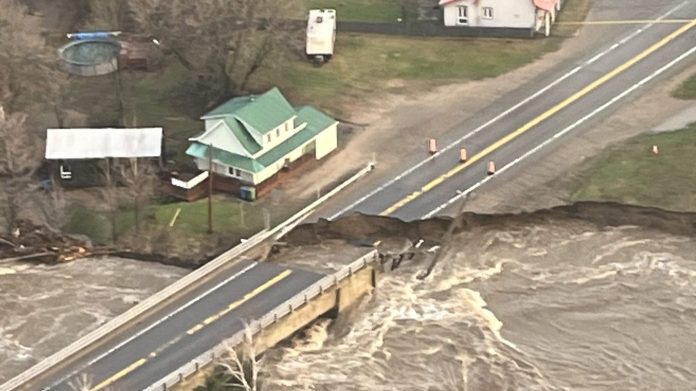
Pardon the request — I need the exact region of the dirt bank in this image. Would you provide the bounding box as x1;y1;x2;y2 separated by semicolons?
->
286;202;696;246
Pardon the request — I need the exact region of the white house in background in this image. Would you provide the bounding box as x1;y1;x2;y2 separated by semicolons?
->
186;87;338;187
439;0;562;36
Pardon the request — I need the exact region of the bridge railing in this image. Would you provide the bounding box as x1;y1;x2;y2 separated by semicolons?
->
143;250;379;391
0;162;374;391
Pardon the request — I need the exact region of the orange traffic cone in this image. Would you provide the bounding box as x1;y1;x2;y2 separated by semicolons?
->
487;161;496;175
459;148;468;162
429;139;437;154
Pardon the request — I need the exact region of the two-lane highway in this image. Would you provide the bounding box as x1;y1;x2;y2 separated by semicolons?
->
32;261;323;391
324;1;696;221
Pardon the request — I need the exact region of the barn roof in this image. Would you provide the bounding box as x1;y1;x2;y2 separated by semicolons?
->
45;127;163;159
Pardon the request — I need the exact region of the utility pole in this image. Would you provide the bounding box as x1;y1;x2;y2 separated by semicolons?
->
207;143;214;234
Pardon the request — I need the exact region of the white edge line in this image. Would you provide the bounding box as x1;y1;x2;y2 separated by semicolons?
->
422;44;696;219
48;262;260;388
328;0;688;220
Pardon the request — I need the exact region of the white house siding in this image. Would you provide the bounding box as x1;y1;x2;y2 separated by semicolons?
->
193;158;253;182
443;0;536;28
256;117;299;153
253;139;315;184
314;123;338;160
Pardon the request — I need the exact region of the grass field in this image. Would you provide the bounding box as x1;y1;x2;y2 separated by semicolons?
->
256;34;562;117
302;0;404;22
64;194;308;250
673;72;696;100
570;124;696;212
258;0;589;117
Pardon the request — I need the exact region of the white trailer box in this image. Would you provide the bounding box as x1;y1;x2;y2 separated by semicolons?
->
306;9;336;63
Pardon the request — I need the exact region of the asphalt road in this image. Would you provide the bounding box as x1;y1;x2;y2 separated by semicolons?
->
322;1;696;221
30;261;323;391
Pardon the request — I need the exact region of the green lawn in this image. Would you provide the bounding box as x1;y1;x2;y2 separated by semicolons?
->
64;194;308;251
302;0;404;22
570;124;696;211
257;0;589;117
673;72;696;100
256;34;562;117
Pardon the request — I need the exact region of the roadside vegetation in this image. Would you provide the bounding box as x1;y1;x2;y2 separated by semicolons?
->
570;124;696;212
672;72;696;100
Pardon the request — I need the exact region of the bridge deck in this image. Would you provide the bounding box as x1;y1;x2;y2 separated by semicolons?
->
34;261;323;391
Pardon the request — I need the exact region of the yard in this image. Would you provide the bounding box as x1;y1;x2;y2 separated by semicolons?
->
57;0;589;253
302;0;406;22
570;124;696;212
64;193;311;257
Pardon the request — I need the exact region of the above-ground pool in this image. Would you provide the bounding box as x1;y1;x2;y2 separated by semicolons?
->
58;39;121;76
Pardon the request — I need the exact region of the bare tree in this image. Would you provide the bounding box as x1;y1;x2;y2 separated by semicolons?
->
0;0;60;109
196;325;262;391
99;158;121;243
130;0;301;105
84;0;131;30
0;106;43;233
68;373;114;391
119;157;157;234
221;326;261;391
68;374;94;391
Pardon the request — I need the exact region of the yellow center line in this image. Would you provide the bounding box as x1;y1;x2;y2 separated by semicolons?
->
558;19;692;26
90;269;293;391
187;269;293;335
90;358;147;391
380;18;696;217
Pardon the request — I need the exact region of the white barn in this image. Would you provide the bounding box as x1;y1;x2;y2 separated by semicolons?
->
439;0;562;36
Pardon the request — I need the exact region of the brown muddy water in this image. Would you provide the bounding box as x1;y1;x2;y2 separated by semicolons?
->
1;203;695;390
262;203;696;391
0;257;187;383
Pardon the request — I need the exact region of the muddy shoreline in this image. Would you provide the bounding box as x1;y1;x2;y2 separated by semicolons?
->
133;202;696;270
286;202;696;246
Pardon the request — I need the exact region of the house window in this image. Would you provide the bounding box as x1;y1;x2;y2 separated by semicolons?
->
228;166;241;177
482;7;493;19
276;128;280;138
267;134;272;143
457;6;468;24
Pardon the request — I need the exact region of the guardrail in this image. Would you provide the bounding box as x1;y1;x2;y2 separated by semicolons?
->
143;250;379;391
0;162;374;391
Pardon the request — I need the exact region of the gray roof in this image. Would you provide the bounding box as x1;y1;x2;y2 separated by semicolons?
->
45;128;163;159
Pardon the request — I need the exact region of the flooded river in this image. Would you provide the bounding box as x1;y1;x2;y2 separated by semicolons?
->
0;257;186;383
263;205;696;390
1;204;695;390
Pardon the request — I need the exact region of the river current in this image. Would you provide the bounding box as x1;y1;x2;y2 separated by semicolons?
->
263;214;696;390
1;207;695;390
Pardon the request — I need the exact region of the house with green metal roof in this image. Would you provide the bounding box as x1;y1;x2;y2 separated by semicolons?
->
186;87;338;189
